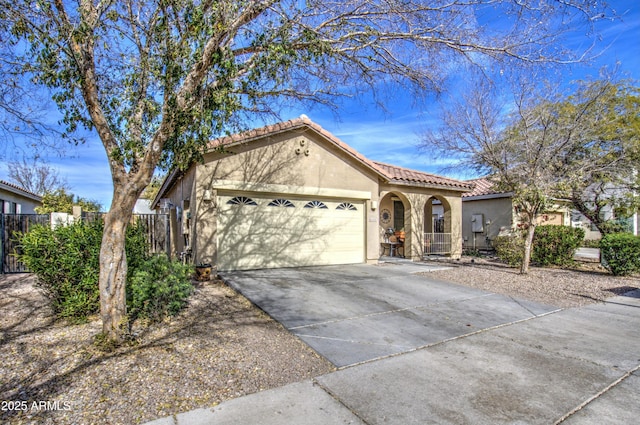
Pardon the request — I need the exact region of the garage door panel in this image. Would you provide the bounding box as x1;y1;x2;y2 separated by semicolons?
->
217;195;364;270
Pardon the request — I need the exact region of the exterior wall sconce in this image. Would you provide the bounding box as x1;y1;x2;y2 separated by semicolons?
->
203;189;212;202
371;200;378;210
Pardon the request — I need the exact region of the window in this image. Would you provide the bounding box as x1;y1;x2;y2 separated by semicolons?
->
336;202;357;211
227;196;257;206
304;200;328;209
393;200;404;230
1;200;18;214
268;199;295;208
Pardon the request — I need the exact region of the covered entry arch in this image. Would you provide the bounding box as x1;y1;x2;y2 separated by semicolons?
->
424;195;452;255
378;191;412;258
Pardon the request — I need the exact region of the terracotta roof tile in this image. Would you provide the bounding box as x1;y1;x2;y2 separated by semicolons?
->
462;177;509;198
0;180;42;200
372;161;473;190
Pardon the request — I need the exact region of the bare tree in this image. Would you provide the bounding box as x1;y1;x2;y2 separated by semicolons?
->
2;0;612;342
6;157;69;195
422;75;639;273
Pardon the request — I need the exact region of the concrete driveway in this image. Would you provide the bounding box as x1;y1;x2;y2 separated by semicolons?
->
222;263;558;368
149;263;640;424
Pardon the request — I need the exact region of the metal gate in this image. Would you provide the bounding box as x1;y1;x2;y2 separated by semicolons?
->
1;214;50;273
132;213;170;257
424;232;452;255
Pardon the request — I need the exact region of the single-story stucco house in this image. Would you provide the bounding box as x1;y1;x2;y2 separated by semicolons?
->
153;116;473;271
0;180;42;214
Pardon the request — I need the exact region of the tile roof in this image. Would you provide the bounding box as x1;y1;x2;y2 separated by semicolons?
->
372;161;474;190
0;180;42;200
207;116;473;191
462;177;510;198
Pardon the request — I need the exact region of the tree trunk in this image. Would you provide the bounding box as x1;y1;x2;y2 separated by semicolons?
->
520;221;536;274
99;192;138;343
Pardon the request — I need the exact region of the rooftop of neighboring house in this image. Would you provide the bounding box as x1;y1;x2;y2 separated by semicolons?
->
0;180;42;202
462;177;511;200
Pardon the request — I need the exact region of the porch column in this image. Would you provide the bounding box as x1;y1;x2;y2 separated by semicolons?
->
407;193;426;261
448;196;463;258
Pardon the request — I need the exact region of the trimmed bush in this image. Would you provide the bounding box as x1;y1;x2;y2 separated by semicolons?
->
19;220;103;322
128;255;194;323
532;225;585;267
600;233;640;276
492;235;524;267
18;218;151;322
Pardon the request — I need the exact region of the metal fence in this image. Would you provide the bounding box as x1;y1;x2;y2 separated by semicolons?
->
424;232;452;255
1;214;50;273
79;212;169;256
0;213;169;273
131;214;170;257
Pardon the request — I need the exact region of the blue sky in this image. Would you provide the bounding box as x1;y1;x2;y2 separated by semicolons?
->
1;0;639;211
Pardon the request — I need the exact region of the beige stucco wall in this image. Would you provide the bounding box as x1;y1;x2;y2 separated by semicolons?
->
156;168;196;257
0;189;41;214
192;129;381;266
462;196;514;250
462;197;576;250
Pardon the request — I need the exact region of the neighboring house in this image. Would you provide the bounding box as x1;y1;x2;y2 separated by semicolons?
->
152;116;473;271
133;199;156;214
0;181;44;273
569;182;640;239
461;177;571;250
570;209;639;239
0;180;42;214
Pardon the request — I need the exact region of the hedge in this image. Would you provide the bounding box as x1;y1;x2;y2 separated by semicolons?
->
532;225;585;267
600;233;640;276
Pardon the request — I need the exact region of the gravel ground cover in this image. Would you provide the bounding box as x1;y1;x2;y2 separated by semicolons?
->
420;256;640;308
2;259;638;424
0;274;333;425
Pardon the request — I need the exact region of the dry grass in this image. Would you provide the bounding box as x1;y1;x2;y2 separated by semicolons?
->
0;274;334;425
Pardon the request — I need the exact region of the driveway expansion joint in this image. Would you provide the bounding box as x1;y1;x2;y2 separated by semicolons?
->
554;363;640;424
312;378;373;425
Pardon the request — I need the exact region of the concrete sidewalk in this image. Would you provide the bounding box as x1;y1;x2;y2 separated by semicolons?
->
147;287;640;424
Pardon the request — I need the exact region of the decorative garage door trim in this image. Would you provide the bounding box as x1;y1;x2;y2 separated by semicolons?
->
216;194;365;271
211;179;372;200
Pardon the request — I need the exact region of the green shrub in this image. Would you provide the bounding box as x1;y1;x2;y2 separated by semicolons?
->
600;233;640;276
532;225;585;267
127;255;194;323
19;220;103;322
600;219;633;235
492;235;524;267
581;239;601;248
125;220;151;273
18;218;152;322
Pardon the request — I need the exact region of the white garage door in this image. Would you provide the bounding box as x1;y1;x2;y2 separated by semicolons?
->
217;194;365;271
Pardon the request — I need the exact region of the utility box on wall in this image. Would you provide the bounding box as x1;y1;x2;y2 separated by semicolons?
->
471;214;484;233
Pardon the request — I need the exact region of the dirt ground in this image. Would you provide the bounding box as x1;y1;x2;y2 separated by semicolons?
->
0;274;334;425
420;256;639;308
1;259;638;424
